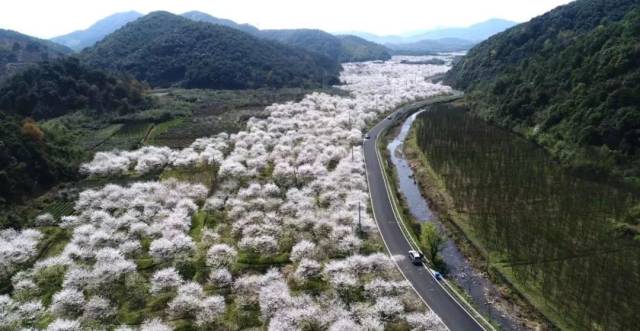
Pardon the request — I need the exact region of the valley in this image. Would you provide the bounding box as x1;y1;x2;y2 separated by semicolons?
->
2;1;639;330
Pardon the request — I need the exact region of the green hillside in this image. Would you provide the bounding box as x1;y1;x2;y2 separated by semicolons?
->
0;57;151;120
0;57;151;206
81;12;341;89
445;0;640;186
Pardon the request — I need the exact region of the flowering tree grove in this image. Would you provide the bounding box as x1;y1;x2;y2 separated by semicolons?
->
1;56;453;330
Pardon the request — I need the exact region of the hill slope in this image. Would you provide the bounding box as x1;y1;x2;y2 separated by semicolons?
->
445;0;640;185
0;57;151;206
51;11;143;51
0;29;71;81
80;12;340;89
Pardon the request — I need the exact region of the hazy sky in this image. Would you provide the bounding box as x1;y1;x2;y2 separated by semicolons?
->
2;0;574;39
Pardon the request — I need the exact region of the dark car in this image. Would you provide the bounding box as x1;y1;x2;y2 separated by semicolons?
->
432;270;444;281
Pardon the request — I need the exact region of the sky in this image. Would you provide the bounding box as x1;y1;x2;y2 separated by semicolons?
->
1;0;575;39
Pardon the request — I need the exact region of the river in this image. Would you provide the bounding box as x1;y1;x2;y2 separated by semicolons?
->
387;108;528;331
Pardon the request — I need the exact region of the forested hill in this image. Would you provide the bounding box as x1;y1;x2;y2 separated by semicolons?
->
0;29;71;81
80;11;341;89
0;57;150;120
445;0;640;186
0;57;151;205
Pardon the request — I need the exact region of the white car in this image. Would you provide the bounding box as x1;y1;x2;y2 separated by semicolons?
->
408;250;423;265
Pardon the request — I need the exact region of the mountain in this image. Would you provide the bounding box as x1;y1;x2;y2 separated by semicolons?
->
348;18;518;44
386;38;476;54
80;11;340;89
181;10;260;36
0;29;71;81
261;29;391;63
51;11;143;51
445;0;640;186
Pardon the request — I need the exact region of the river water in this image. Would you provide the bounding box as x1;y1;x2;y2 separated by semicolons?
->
387;109;527;331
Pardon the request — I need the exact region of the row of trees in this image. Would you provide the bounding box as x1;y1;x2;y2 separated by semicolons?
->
415;104;640;330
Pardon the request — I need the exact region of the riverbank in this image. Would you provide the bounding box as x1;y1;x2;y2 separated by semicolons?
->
381;101;551;331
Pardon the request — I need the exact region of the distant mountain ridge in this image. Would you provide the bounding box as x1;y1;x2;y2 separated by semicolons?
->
80;11;341;89
51;11;143;51
51;10;390;62
344;18;517;54
346;18;518;44
0;29;72;81
183;11;391;62
404;18;517;42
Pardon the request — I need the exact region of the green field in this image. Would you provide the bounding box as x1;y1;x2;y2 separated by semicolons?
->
410;102;640;330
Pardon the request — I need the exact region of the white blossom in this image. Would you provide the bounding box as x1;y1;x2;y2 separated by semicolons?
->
140;318;172;331
150;267;184;293
82;296;115;321
196;295;226;326
46;318;81;331
206;244;237;268
50;288;84;317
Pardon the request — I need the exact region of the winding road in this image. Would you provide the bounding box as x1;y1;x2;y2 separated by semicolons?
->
363;93;488;331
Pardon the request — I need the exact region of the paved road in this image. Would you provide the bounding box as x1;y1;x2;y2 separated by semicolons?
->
364;94;485;331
